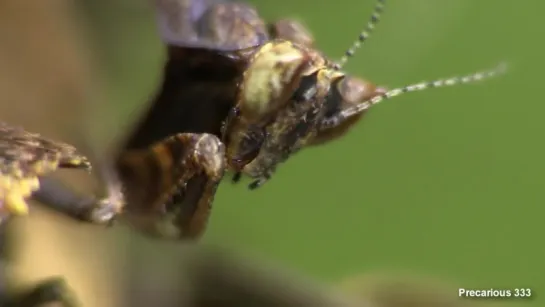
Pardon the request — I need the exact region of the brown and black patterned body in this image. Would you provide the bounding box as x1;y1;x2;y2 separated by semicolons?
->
115;0;503;240
116;0;267;239
115;0;385;240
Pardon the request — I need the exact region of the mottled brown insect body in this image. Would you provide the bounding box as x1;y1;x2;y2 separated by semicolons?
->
116;41;256;239
119;132;225;238
113;0;506;239
222;40;343;187
0;122;91;220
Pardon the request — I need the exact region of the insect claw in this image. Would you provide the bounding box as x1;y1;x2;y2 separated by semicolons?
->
232;172;242;183
86;203;118;225
87;161;125;225
248;172;271;190
85;189;124;225
248;180;262;190
58;156;92;171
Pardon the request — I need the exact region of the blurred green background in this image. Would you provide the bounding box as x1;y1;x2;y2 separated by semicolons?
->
82;0;543;304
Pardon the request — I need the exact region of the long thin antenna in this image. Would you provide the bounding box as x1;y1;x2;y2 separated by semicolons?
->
320;62;508;129
333;0;386;71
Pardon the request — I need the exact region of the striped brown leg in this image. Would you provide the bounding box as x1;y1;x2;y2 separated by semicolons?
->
117;133;225;240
